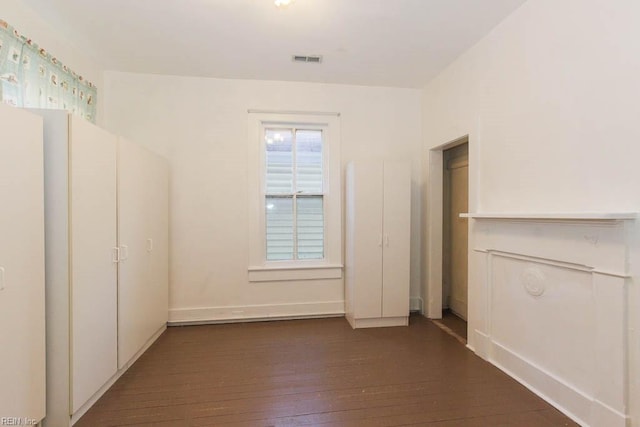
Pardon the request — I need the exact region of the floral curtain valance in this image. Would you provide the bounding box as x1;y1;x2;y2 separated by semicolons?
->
0;19;97;123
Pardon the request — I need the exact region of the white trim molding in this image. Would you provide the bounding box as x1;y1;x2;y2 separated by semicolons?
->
169;301;345;324
247;109;340;117
247;111;342;283
410;296;424;312
462;212;638;221
248;264;343;282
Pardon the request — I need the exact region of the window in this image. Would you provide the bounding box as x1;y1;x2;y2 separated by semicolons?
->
248;112;342;282
265;128;324;261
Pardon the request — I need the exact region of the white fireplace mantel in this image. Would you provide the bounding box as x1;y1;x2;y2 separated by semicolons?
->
461;212;638;221
466;214;635;427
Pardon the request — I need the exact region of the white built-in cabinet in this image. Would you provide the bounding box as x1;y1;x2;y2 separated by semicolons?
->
345;160;411;328
0;104;46;424
30;110;169;426
117;137;169;369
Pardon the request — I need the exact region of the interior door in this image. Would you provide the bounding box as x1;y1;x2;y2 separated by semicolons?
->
117;138;169;369
381;162;411;317
70;116;118;413
444;143;469;320
0;105;46;421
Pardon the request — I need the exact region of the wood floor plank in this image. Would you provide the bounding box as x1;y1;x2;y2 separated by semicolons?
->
75;316;577;427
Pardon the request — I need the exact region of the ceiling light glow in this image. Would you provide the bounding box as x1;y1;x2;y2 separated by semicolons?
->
274;0;295;8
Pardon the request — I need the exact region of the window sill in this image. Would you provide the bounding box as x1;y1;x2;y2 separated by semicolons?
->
248;264;343;282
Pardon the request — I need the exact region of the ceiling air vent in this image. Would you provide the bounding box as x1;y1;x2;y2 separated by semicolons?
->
292;55;323;64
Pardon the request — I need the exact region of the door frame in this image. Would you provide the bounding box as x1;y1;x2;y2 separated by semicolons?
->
424;135;469;319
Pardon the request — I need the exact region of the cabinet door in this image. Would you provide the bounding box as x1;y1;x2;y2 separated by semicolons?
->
117;138;169;369
0;105;46;421
146;147;169;334
349;162;384;319
381;162;411;317
70;116;118;413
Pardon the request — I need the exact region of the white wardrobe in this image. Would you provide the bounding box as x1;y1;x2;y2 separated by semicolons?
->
32;110;169;426
345;160;411;328
0;105;46;424
117;137;169;369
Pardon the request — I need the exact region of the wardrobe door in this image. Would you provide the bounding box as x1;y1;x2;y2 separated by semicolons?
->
145;148;169;333
117;138;168;369
381;161;411;318
0;105;46;421
350;161;384;319
70;116;118;413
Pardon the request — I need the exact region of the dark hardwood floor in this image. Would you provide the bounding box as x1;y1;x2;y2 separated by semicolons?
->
76;315;577;426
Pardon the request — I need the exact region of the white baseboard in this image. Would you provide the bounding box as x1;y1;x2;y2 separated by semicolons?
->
472;329;490;360
346;315;409;329
168;301;345;325
489;340;628;427
410;296;423;312
70;324;166;425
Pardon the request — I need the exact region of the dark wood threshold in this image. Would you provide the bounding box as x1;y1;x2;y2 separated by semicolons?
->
431;309;468;345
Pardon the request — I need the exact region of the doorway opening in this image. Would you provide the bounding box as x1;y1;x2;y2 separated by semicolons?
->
425;135;469;344
443;142;468;318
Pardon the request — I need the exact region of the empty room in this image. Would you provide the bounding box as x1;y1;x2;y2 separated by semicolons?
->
1;0;638;426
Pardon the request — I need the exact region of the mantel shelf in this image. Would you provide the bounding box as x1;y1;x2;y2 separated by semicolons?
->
460;212;638;221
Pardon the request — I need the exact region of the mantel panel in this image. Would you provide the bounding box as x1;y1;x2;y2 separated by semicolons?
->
470;218;630;427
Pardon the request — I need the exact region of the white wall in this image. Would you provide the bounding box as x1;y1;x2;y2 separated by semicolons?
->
104;72;422;322
423;0;640;211
421;0;640;425
2;0;106;123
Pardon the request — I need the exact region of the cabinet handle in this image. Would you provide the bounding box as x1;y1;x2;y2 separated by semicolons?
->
120;245;129;261
0;267;5;291
112;247;121;263
384;235;389;247
147;238;154;253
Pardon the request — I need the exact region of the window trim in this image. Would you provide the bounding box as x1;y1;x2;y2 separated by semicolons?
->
248;112;342;281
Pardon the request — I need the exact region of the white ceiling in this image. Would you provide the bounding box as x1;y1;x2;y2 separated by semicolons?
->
22;0;527;88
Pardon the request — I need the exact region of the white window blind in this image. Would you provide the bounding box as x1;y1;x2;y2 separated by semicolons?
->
265;128;324;261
